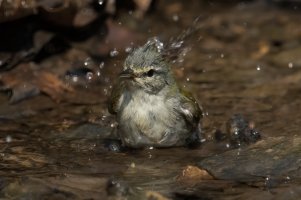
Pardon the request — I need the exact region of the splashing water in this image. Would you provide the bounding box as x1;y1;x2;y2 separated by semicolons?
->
110;48;119;57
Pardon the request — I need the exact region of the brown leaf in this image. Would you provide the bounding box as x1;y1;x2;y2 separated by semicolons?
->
177;165;214;182
0;63;72;103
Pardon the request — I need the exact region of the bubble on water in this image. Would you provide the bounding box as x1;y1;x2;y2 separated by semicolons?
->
220;53;225;58
172;14;179;22
226;143;230;148
110;123;115;128
99;61;105;69
103;88;108;95
6;135;12;143
256;65;261;71
98;0;104;5
86;72;94;80
72;76;79;82
186;77;190;82
84;57;93;67
288;62;294;68
265;175;271;186
110;48;119;57
234;128;239;135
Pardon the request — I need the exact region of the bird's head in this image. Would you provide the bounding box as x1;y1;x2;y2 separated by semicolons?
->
119;39;174;94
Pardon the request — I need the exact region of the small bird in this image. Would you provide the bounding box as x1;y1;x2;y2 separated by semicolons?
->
108;40;202;148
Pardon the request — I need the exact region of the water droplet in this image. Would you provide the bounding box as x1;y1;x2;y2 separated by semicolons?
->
110;123;115;128
86;72;94;80
98;0;104;5
256;65;261;71
149;146;154;150
220;53;224;58
84;57;93;67
226;143;230;148
147;37;164;52
201;138;206;143
131;162;136;168
103;88;108;95
186;77;190;82
72;76;79;82
128;10;133;15
99;62;105;69
172;14;179;22
110;48;119;57
125;46;132;53
6;135;12;143
288;62;294;68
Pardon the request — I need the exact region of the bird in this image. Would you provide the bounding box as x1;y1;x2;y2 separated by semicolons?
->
108;39;202;148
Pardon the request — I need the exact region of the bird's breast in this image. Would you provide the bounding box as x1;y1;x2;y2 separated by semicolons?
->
119;91;177;140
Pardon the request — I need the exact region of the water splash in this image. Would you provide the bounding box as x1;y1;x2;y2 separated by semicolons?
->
146;37;164;53
110;48;119;57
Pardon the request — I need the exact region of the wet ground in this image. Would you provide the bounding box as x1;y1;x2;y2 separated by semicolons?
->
1;0;301;199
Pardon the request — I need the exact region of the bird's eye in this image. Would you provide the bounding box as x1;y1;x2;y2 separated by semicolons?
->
146;69;154;77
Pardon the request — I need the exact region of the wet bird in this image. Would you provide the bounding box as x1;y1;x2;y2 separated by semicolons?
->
108;40;202;148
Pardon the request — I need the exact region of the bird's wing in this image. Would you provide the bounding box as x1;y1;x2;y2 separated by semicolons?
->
177;88;202;127
108;80;125;115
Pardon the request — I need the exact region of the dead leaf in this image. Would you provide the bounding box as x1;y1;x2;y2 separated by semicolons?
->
0;63;72;103
145;191;170;200
177;165;214;181
252;41;270;60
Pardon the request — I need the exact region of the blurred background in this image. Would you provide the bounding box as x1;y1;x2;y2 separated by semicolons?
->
1;0;301;199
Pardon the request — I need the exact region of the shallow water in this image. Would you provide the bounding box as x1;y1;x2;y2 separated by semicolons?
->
1;0;301;199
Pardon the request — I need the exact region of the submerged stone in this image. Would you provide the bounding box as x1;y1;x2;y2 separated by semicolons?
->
198;137;301;181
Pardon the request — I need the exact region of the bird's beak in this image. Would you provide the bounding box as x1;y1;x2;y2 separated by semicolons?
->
119;69;135;79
